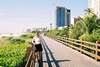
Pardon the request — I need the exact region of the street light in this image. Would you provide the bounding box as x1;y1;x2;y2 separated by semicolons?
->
50;23;52;30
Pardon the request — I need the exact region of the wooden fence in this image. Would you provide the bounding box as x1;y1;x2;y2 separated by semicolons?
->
51;36;100;61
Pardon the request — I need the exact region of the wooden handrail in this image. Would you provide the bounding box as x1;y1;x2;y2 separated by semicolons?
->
25;51;33;67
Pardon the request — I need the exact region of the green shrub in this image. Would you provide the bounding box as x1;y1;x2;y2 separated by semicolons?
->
20;33;33;39
79;33;100;42
0;45;27;67
9;38;25;44
92;34;100;42
79;34;93;42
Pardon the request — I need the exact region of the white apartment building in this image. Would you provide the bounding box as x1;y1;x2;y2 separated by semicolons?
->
88;0;100;17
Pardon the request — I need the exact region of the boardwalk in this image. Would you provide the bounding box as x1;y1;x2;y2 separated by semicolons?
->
41;36;100;67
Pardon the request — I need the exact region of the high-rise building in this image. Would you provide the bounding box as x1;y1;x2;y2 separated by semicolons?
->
66;9;71;27
56;7;71;27
88;0;100;17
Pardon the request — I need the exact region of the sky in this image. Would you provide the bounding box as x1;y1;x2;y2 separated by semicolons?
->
0;0;88;34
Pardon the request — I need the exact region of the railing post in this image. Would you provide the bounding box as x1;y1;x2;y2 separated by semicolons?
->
66;38;69;46
95;41;100;61
95;43;98;61
80;40;83;53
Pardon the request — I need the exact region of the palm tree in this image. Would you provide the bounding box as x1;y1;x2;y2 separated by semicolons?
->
79;8;98;34
85;8;94;15
78;8;100;42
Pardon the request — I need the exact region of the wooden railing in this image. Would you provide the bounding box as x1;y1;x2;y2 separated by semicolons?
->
25;46;35;67
51;36;100;61
25;51;33;67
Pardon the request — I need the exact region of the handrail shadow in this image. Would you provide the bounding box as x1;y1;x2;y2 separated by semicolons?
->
41;37;71;67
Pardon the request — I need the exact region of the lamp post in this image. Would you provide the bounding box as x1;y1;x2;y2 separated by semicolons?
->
50;23;52;30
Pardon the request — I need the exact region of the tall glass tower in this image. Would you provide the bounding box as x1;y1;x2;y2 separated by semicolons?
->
56;7;71;27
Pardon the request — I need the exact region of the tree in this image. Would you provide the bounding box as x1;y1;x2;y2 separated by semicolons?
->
85;8;94;15
79;8;100;42
77;8;98;34
69;20;84;39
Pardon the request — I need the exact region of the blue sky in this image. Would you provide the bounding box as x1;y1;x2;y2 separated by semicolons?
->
0;0;87;34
